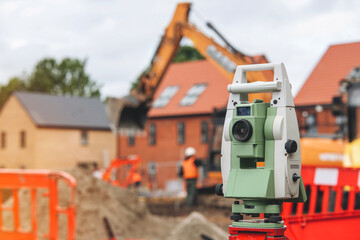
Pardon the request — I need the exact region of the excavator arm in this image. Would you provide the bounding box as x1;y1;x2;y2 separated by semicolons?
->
137;3;191;101
108;2;273;133
180;23;272;102
137;2;272;103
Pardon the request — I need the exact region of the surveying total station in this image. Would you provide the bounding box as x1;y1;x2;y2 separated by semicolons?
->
215;63;307;239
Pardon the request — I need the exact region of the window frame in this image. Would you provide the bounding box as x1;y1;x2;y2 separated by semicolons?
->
177;122;185;144
148;162;157;176
152;85;179;108
128;133;135;146
81;131;88;146
1;132;5;149
179;83;207;106
149;124;156;146
201;121;209;143
20;130;26;148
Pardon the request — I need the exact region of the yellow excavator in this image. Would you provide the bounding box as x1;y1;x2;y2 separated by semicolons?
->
135;2;272;103
337;67;360;168
107;2;273;133
300;67;360;169
107;3;277;177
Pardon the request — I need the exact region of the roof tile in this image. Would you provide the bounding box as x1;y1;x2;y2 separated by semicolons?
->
148;60;229;117
295;41;360;106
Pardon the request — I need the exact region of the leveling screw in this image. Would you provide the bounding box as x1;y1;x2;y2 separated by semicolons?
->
230;213;243;222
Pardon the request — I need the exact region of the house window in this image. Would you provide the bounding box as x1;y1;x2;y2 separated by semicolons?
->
81;131;88;145
152;85;179;108
128;134;135;146
20;131;26;148
180;83;207;106
201;121;209;143
177;122;185;144
305;114;317;134
148;162;157;177
1;132;5;149
149;124;156;145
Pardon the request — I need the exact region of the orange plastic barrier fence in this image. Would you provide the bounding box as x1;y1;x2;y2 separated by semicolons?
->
0;169;76;240
283;166;360;240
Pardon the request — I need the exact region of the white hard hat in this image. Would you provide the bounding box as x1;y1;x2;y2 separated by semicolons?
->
185;147;196;157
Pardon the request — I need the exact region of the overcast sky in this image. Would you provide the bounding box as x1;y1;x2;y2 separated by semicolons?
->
0;0;359;98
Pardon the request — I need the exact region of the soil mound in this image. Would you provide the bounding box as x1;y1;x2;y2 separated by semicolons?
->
66;168;169;240
168;212;227;240
3;168;171;240
2;169;229;240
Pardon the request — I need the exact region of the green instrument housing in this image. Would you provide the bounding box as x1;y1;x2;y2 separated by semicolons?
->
224;100;306;228
226;100;275;199
221;63;307;229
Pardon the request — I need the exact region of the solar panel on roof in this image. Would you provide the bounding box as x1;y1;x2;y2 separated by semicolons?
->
152;85;179;108
187;84;206;95
14;91;110;129
180;83;207;106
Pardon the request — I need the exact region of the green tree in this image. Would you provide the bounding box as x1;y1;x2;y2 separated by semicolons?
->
0;77;26;109
0;57;101;109
173;45;204;63
27;58;101;97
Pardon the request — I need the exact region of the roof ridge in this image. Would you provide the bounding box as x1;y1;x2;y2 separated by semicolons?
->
170;59;207;66
328;40;360;48
14;91;100;100
13;91;110;130
295;40;360;106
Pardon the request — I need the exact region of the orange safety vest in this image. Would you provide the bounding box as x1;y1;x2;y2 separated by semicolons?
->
182;156;199;179
132;172;142;183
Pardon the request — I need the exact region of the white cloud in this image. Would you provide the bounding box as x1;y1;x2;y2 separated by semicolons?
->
20;5;44;17
9;39;28;50
0;1;23;17
276;0;312;11
290;11;356;37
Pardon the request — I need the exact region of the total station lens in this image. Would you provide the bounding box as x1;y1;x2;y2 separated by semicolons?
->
232;119;253;142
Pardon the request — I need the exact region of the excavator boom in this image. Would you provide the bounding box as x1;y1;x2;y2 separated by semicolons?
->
137;2;272;103
137;3;191;101
108;3;274;133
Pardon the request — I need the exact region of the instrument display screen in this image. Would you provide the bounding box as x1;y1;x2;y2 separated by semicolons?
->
237;106;251;116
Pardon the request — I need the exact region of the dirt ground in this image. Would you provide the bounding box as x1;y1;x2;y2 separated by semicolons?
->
1;169;233;240
146;193;233;231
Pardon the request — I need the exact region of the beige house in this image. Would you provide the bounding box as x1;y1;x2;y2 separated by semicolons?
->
0;92;115;169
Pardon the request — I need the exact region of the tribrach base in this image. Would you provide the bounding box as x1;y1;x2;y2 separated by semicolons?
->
229;225;287;240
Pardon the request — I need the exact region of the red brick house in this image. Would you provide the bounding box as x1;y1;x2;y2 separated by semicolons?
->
295;41;360;136
118;60;229;188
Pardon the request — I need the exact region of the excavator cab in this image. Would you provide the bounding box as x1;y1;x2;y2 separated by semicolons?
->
339;67;360;167
331;67;360;142
346;83;360;142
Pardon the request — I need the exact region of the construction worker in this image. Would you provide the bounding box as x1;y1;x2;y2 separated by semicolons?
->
179;147;202;206
126;167;142;189
131;172;142;187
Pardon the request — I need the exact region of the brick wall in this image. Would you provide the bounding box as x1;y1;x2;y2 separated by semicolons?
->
296;105;339;136
118;115;212;188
